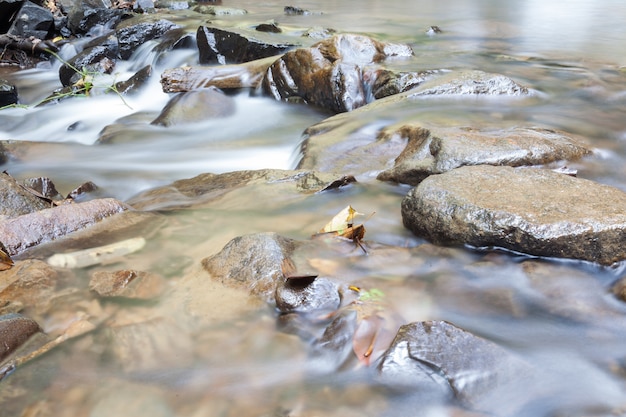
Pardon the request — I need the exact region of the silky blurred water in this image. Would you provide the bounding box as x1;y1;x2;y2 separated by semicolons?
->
1;1;626;416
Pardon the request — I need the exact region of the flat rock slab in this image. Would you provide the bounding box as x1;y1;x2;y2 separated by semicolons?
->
378;125;590;185
402;166;626;265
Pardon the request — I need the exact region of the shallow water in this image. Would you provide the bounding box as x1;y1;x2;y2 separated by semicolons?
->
1;1;626;416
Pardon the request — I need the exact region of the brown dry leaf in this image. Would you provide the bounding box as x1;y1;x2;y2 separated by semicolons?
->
313;205;368;252
0;247;13;271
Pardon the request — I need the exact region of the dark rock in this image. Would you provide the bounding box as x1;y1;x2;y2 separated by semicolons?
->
0;78;18;107
377;125;591;185
0;197;129;256
202;232;300;302
127;169;358;211
113;64;152;94
196;26;297;65
378;321;531;407
22;177;63;201
401;165;626;265
275;276;340;315
151;27;194;55
6;0;53;39
115;16;180;60
66;180;98;201
67;0;128;36
0;0;24;34
150;86;236;127
284;6;310;15
0;171;51;219
369;69;440;100
262;34;414;113
426;26;442;36
0;313;41;361
59;33;119;87
255;22;281;33
89;269;166;299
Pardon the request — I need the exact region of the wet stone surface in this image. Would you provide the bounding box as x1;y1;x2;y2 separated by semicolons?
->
0;313;41;361
402;165;626;265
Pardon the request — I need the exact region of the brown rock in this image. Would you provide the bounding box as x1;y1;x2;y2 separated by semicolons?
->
0;313;42;361
89;270;166;300
0;172;51;220
0;198;129;256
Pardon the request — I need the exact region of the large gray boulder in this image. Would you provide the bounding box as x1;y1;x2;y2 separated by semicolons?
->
377;125;591;185
401;165;626;265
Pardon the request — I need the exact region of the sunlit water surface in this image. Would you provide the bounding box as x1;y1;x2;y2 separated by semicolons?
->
1;1;626;416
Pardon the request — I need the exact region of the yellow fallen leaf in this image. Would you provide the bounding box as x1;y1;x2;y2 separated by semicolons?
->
319;205;363;235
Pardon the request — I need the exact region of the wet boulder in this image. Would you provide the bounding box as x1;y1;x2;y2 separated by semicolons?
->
377;125;591;185
150;86;236;127
378;321;532;409
201;232;300;303
0;79;18;107
6;0;53;39
66;0;129;36
401;165;626;265
262;34;415;113
0;313;41;361
115;16;180;60
0;171;51;219
113;64;152;95
0;197;129;256
59;33;119;87
275;275;340;315
196;26;297;65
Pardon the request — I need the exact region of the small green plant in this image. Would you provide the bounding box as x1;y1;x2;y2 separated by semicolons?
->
0;49;131;111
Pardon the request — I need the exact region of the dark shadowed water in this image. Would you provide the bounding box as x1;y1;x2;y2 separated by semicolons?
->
1;1;626;416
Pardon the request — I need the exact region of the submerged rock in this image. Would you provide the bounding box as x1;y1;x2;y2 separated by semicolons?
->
378;321;532;409
0;260;58;316
90;269;166;300
262;33;414;113
150;86;236;126
0;198;129;256
0;313;42;361
127;169;357;211
401;165;626;265
377;125;591;185
275;275;340;315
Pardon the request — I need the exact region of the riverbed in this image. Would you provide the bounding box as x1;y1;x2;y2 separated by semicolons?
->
1;1;626;416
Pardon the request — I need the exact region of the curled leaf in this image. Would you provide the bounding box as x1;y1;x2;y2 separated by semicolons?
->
319;205;363;235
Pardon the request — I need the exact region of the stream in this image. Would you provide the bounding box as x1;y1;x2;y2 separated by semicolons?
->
1;1;626;416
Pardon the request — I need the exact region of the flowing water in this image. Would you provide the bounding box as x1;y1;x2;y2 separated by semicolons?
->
1;1;626;416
